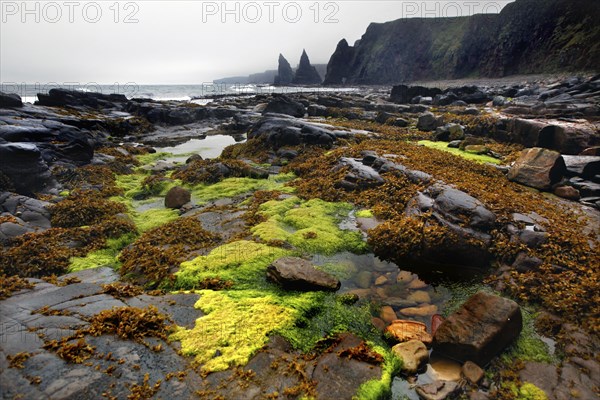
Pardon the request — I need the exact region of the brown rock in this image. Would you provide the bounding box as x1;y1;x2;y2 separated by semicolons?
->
433;292;522;365
386;320;432;346
397;270;413;283
392;340;429;375
553;185;580;200
371;317;386;332
580;147;600;156
267;257;340;291
462;361;484;384
431;314;444;336
408;278;428;289
380;306;398;324
374;275;389;286
400;304;438;317
164;186;191;209
415;380;459;400
507;147;566;190
408;290;431;304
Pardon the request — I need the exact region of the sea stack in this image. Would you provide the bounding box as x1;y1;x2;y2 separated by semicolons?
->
292;49;322;85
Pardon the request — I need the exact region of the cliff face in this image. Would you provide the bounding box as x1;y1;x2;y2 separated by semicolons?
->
324;0;600;84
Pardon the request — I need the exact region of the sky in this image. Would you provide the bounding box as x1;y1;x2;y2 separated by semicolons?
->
1;0;514;84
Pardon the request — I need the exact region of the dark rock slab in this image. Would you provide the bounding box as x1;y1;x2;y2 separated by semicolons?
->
433;292;522;365
262;95;305;118
0;92;23;108
0;143;57;195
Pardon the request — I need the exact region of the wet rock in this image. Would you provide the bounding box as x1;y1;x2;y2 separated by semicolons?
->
267;257;340;291
0;92;23;108
185;154;203;164
407;291;431;304
553;185;580;200
561;155;600;179
307;104;328;117
262;95;305;117
434;124;465;141
518;361;558;397
380;306;398;324
400;304;438;317
417;112;442;132
336;157;385;190
249;116;338;148
385;320;432;346
374;275;389;286
392;340;429;375
462;361;484;384
508;148;566;190
415;380;459;400
492;96;506;106
36;88;127;109
0;143;57;195
431;314;444;336
512;252;543;272
390;85;442;104
433;292;522;365
354;271;373;289
448;140;462;148
164;186;191;209
518;229;548;248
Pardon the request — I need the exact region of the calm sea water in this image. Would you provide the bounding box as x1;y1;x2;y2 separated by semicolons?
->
7;83;359;104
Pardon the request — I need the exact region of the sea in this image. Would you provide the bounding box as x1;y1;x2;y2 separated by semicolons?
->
6;83;359;104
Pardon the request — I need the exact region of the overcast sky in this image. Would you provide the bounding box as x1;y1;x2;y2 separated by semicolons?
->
1;1;514;84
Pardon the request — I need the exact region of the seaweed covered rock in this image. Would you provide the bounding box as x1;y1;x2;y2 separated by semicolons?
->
267;257;340;291
172;159;268;185
432;292;522;365
507;147;566;190
248;116;343;148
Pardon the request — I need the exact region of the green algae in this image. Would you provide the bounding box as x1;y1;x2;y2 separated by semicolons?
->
507;382;549;400
355;209;374;218
417;140;501;164
353;345;402;400
251;197;368;255
170;289;296;373
316;260;358;281
136;152;173;165
502;308;555;364
191;177;295;203
68;234;136;272
175;240;291;290
131;208;180;233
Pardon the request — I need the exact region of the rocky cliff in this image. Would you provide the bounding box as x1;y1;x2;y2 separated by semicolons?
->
293;50;323;85
324;0;600;84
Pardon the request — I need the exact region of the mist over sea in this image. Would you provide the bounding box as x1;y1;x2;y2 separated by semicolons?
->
6;83;359;104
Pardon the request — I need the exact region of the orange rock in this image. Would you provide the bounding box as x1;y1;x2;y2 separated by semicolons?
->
408;278;428;289
385;319;433;346
400;304;438;317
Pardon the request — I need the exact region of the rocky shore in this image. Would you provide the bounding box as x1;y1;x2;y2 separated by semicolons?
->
1;74;598;400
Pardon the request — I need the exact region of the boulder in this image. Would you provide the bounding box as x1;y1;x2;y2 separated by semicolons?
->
36;88;127;109
554;185;580;200
390;85;443;104
417;112;442;132
433;292;522;365
508;148;566;190
392;340;429;375
434;123;465;141
267;257;340;291
0;143;56;195
385;320;432;346
335;157;384;190
561;155;600;179
262;96;306;117
164;186;191;209
0;92;23;108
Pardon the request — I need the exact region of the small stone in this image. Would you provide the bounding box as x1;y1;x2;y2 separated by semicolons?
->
386;320;432;346
407;290;431;304
380;306;398;324
392;340;429;375
164;186;191;209
400;304;438;317
371;317;386;332
553;185;580;200
462;361;485;384
374;275;389;286
354;271;373;289
397;271;413;283
267;257;340;291
415;380;459;400
408;278;428;289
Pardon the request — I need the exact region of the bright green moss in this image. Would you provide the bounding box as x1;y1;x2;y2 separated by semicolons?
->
355;209;374;218
191;177;295;203
170;289;296;373
114;173;147;199
508;382;549;400
136;152;173;165
316;260;358;281
353;345;402;400
68;234;136;272
502;308;555;364
418;140;501;164
132;208;180;233
251;197;368;255
175;240;291;290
